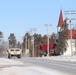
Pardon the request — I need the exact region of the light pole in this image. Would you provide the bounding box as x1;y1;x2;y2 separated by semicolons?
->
65;9;75;56
45;24;52;56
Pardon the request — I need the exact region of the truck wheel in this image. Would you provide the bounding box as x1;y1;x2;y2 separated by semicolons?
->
8;54;11;59
18;55;21;59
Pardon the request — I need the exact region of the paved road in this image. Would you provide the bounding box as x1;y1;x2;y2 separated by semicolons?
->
14;57;76;75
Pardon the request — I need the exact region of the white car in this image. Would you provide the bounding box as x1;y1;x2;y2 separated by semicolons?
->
7;48;22;59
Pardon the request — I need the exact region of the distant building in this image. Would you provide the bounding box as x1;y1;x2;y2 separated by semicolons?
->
57;9;76;56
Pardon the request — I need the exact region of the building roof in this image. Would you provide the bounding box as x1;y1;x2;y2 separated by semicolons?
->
38;44;55;51
58;9;63;27
68;30;76;39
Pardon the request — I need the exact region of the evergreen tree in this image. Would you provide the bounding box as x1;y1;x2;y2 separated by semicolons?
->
0;31;3;38
0;31;7;57
34;34;42;56
0;31;3;47
50;33;56;44
8;33;17;48
56;20;68;54
23;32;31;50
17;41;21;48
40;35;47;45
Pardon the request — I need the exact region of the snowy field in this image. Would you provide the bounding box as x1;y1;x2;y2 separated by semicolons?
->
0;58;69;75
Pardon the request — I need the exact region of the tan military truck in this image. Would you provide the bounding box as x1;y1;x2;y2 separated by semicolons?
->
7;48;22;58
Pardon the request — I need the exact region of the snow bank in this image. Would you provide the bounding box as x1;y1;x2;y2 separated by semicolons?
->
0;66;68;75
0;58;23;65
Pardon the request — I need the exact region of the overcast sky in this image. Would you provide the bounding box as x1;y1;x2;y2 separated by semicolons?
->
0;0;76;41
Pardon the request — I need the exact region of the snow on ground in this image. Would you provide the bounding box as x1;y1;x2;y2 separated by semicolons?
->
0;58;23;65
0;66;68;75
0;58;68;75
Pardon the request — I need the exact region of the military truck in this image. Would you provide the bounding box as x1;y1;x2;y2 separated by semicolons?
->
7;48;22;59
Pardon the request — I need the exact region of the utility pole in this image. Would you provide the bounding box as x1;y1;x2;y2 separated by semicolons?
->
45;24;52;56
25;35;27;50
30;28;36;57
75;40;76;51
65;9;75;56
24;35;27;56
25;32;30;57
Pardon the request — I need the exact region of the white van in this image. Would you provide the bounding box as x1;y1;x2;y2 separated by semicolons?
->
7;48;22;58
